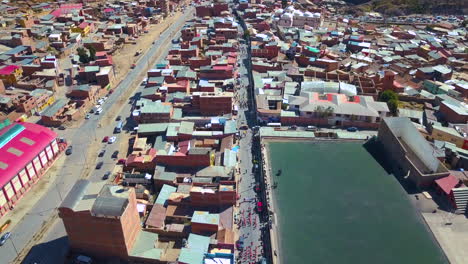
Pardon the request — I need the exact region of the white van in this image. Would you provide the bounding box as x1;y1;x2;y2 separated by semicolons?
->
95;107;103;115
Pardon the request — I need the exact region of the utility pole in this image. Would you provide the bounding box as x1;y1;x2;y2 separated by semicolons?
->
9;236;18;256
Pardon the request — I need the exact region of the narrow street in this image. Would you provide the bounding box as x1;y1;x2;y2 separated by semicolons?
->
1;7;194;264
233;15;268;263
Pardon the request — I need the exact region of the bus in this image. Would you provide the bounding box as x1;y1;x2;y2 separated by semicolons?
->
114;121;123;133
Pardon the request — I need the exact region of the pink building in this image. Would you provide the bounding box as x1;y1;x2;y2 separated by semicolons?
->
0;122;65;218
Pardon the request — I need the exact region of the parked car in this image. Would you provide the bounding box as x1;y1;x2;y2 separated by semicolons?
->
85;114;91;119
254;183;261;193
306;126;318;132
58;126;66;130
112;151;119;159
98;149;106;157
102;136;109;143
256;201;263;212
65;146;73;155
346;127;358;132
0;232;11;246
102;171;111;180
116;116;122;121
117;158;126;164
108;136;116;144
96;162;103;169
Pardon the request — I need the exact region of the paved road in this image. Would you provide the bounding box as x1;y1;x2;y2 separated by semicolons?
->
1;8;193;264
233;21;266;263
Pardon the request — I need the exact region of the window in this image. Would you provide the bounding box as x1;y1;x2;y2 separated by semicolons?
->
0;192;6;207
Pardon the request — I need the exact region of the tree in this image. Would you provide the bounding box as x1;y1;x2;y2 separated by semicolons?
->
77;47;90;64
388;99;399;116
314;106;334;118
379;90;398;103
380;90;399;116
281;0;287;9
243;31;250;40
87;46;96;61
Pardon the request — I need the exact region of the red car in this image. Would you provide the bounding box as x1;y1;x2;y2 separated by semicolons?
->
254;183;261;193
256;201;263;212
117;158;126;164
102;136;109;142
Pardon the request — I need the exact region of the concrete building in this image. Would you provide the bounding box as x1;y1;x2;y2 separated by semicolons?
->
285;92;389;128
378;117;450;187
0;122;64;218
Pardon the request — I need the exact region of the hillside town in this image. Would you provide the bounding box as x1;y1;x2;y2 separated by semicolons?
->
0;0;466;263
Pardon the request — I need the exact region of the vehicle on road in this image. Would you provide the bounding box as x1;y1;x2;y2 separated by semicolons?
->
131;63;136;69
116;116;122;121
102;136;109;142
267;122;281;127
102;171;111;180
85;114;91;119
347;127;358;132
117;158;126;164
96;161;103;169
95;108;103;115
306;125;318;132
236;238;244;250
114;121;123;133
58;126;66;130
239;124;248;130
98;149;106;157
254;183;261;193
256;201;263;213
112;150;119;159
75;254;93;264
65;146;73;155
0;232;11;246
108;136;116;144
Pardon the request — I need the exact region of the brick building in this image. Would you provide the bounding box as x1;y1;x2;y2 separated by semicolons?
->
59;181;141;259
0;122;64;218
192;92;233;116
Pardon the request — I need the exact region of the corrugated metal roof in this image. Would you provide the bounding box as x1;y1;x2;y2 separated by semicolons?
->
60;180;91;210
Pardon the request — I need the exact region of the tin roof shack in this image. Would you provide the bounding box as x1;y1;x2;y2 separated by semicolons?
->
378;117;449;188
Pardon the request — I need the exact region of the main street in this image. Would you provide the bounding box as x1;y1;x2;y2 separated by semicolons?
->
0;7;194;264
233;17;267;263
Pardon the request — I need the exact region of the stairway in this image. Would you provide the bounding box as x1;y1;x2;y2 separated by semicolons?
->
452;187;468;213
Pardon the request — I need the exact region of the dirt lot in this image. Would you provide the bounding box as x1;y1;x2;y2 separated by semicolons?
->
112;12;182;85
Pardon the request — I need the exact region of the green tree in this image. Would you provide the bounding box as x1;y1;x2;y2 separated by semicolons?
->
380;90;399;115
281;0;287;9
87;46;96;61
77;47;90;64
379;90;398;103
388;99;399;115
314;106;334;118
243;31;250;40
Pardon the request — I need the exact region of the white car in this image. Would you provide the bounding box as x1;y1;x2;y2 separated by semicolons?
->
108;136;116;144
85;114;91;119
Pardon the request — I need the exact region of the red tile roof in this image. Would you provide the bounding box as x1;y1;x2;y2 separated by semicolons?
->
50;4;82;17
435;175;460;195
0;122;57;187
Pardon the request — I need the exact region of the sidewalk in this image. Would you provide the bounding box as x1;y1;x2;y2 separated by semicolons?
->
1;151;67;234
260;141;280;264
